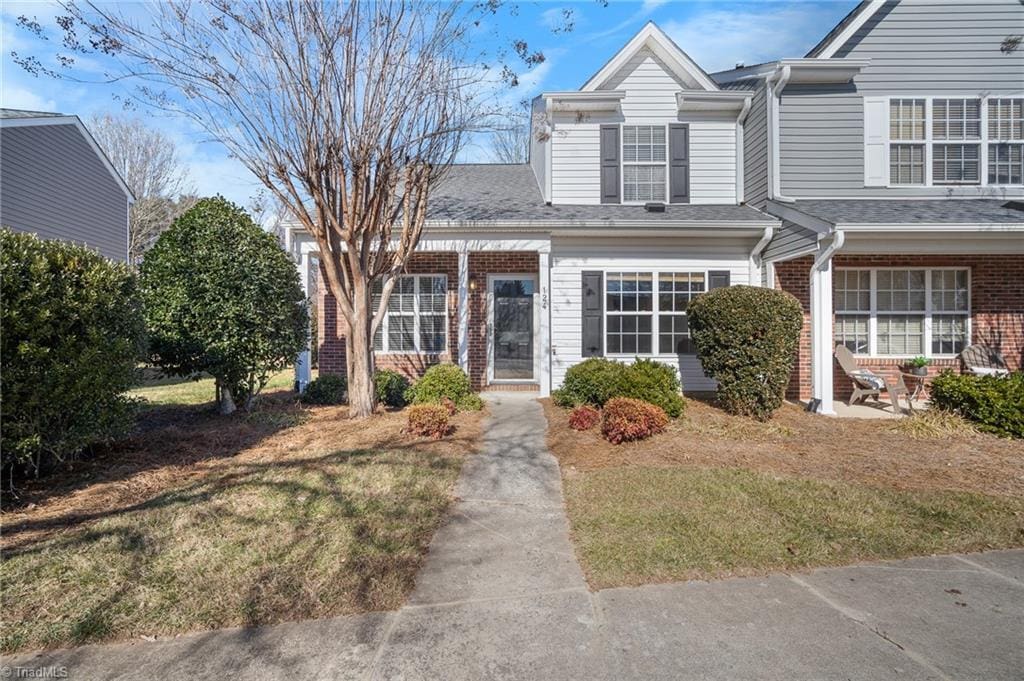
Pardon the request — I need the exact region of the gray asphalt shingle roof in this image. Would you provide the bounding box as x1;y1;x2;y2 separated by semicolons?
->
0;108;65;119
426;165;774;225
790;199;1024;225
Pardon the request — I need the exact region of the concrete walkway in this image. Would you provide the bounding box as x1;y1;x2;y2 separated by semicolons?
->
5;394;1023;680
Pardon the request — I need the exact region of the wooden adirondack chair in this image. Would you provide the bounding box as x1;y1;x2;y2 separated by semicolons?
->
834;344;908;412
959;344;1011;377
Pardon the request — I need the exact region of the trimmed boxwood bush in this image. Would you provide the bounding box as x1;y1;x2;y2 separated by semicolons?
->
620;358;686;418
601;398;668;444
688;285;803;421
406;404;451;439
301;375;347;405
405;364;482;411
375;369;410;408
1;229;146;479
553;357;626;408
930;371;1023;439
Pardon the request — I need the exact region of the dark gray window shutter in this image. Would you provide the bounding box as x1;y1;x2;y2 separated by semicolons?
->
600;125;620;204
581;271;604;357
708;270;731;289
669;124;690;204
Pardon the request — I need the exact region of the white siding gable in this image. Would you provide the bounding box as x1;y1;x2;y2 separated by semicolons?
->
602;48;687;120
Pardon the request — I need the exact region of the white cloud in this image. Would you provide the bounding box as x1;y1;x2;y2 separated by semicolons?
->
662;2;847;73
642;0;671;12
0;83;59;113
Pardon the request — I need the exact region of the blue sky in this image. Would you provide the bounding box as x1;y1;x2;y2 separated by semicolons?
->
1;1;857;208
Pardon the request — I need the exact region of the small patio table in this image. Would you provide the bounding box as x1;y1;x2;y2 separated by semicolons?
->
898;373;933;412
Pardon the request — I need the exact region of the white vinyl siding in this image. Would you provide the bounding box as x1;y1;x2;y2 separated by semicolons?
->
550;121;600;204
834;268;969;358
549;237;751;391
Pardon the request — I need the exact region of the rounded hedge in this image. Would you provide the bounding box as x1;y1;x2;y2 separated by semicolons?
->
930;371;1023;439
301;375;347;405
553;357;684;417
139;197;308;412
406;364;474;407
375;369;410;408
1;229;146;478
687;285;803;420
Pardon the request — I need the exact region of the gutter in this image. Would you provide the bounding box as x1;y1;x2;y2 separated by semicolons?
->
812;229;844;273
766;65;796;204
750;226;774;269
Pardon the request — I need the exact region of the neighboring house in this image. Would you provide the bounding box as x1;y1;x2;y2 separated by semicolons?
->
0;109;133;261
286;0;1024;415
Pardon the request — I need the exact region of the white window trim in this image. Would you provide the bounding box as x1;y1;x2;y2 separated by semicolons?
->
885;95;1024;189
836;267;971;359
603;269;710;358
620;124;669;205
375;274;448;354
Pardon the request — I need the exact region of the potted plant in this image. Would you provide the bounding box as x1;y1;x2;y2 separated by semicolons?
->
907;356;930;376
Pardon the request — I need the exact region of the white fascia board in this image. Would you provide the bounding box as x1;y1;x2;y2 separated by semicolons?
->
2;115;136;202
580;22;719;93
813;0;887;59
546;91;626;112
778;59;870;84
676;91;751;113
838;223;1024;233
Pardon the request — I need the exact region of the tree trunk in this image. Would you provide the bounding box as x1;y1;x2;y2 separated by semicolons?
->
346;281;376;419
217;379;237;415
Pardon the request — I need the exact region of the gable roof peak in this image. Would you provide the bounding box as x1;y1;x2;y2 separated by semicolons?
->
580;21;719;92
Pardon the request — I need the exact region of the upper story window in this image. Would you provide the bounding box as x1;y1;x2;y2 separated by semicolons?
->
887;97;1023;187
622;125;666;202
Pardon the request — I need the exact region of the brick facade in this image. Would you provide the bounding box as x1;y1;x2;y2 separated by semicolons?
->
318;251;539;390
775;254;1024;401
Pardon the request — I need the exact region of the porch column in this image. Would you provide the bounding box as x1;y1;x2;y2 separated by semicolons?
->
809;232;843;416
539;249;552;397
457;248;469;372
295;251;313;392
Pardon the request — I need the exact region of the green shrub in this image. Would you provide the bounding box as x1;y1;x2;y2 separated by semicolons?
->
619;358;685;418
1;229;146;479
301;375;347;405
406;404;451;439
139;197;308;414
455;392;485;412
406;364;477;408
601;398;668;444
687;285;803;421
374;369;410;408
553;358;627;408
930;371;1023;439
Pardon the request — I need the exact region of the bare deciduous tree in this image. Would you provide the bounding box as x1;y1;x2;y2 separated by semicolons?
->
490;105;531;164
88;114;194;263
24;1;500;418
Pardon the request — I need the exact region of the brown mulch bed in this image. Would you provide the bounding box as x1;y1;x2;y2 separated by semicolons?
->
543;398;1024;498
2;391;484;552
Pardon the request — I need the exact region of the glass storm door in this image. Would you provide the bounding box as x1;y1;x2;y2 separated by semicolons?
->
492;278;535;380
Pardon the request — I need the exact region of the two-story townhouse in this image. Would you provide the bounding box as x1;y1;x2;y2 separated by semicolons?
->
288;2;1023;413
715;0;1024;414
288;22;780;397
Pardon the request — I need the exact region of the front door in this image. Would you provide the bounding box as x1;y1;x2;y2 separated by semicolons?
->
490;276;536;381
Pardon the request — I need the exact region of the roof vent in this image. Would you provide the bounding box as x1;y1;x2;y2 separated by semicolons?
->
1002;200;1024;213
735;62;745;69
644;202;666;213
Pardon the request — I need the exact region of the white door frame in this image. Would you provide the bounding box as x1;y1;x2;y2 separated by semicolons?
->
486;273;540;384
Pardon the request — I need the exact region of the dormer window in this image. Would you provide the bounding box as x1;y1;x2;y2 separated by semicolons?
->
622;125;667;202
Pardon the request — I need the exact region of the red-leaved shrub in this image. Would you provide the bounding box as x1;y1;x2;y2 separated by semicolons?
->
406;404;451;440
601;398;668;444
439;396;457;416
568;405;600;431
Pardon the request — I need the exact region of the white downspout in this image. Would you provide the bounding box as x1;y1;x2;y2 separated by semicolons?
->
749;226;774;286
767;65;796;203
809;230;845;415
735;95;752;203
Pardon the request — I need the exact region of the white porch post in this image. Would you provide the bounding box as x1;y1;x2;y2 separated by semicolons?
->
809;232;844;416
295;251;313;392
457;248;470;372
538;250;552;397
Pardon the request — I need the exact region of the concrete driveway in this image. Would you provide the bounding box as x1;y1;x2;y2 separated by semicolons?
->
5;394;1022;680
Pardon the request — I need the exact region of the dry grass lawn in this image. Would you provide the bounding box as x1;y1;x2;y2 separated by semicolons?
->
1;382;483;654
544;398;1024;589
